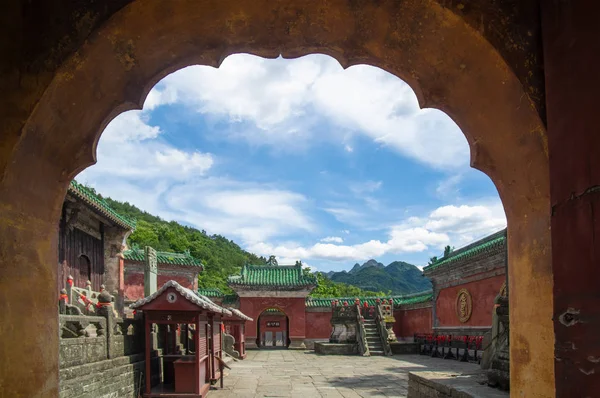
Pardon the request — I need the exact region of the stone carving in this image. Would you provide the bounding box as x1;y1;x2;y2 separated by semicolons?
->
456;288;473;323
223;333;240;359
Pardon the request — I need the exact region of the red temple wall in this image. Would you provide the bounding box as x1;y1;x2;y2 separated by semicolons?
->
239;296;307;340
305;311;332;339
122;260;199;302
436;274;505;327
393;306;433;339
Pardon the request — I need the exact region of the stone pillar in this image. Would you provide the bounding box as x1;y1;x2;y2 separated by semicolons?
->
103;226;131;308
542;2;600;396
144;246;157;297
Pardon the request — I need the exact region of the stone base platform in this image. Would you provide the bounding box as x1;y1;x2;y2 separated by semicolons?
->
408;369;509;398
314;342;358;355
390;342;419;355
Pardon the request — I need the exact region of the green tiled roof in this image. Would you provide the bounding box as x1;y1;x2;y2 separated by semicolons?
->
123;247;203;268
198;288;224;297
68;180;136;229
228;264;317;289
423;229;507;273
305;291;433;308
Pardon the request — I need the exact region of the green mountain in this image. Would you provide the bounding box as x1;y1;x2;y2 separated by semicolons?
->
326;259;432;295
94;190;387;297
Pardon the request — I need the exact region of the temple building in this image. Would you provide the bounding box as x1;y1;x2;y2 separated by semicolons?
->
423;229;507;337
227;263;318;349
58;180;135;298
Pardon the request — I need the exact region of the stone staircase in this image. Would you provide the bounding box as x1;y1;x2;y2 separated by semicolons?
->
363;319;385;355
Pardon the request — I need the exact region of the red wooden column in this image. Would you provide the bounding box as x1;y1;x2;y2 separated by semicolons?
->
194;316;200;395
542;1;600;396
145;317;151;394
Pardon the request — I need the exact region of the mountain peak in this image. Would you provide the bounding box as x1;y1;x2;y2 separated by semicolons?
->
329;259;432;295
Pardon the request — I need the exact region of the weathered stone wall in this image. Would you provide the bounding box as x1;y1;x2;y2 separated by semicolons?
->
59;315;146;397
59;353;144;398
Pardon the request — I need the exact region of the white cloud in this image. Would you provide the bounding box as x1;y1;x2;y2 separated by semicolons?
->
80;111;213;181
149;54;469;168
435;174;463;199
349;180;382;195
163;178;314;243
321;236;344;243
247;202;505;263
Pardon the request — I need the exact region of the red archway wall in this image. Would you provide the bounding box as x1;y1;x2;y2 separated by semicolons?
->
238;297;307;348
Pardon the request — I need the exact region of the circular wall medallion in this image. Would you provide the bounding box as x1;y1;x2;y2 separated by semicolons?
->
456;288;473;323
166;292;178;303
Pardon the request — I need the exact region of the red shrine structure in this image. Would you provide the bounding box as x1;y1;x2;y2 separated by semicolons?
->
130;280;250;397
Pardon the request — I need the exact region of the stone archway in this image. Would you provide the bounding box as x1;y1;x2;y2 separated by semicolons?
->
0;1;553;396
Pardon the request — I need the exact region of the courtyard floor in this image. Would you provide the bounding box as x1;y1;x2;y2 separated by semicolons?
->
209;350;508;398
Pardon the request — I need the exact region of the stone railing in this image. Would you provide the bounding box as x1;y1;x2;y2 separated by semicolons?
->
59;275;112;316
375;302;393;356
58;287;144;370
356;304;370;356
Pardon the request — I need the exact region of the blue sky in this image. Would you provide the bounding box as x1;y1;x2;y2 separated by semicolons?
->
77;54;506;272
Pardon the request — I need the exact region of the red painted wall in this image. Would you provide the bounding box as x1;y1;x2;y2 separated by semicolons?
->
393;307;433;339
305;311;332;339
436;275;505;327
122;261;199;302
238;297;306;340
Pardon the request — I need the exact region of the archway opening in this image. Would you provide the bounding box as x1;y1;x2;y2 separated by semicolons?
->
0;3;555;397
257;308;290;349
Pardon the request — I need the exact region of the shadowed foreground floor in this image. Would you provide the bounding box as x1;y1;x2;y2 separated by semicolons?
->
210;350;506;397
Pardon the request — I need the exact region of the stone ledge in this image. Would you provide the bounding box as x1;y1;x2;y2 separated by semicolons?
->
390;342;419;355
314;342;358;355
408;370;509;398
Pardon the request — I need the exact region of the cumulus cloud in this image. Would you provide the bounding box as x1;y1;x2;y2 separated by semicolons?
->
247;202;506;263
81;111;213;181
148;54;469;168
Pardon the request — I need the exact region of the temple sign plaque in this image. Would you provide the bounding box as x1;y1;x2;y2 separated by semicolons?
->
456;288;473;323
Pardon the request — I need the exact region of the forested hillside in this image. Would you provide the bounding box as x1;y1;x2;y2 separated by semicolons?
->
98;192;387;297
327;259;432;294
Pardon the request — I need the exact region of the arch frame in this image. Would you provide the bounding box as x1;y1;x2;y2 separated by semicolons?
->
0;1;553;396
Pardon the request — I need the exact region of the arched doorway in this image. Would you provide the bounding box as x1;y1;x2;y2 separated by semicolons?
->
257;308;290;349
0;2;556;397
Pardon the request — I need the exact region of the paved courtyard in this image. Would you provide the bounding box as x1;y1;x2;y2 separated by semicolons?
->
210;350;495;398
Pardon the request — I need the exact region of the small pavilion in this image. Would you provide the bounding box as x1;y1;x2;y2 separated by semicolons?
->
130;280;232;397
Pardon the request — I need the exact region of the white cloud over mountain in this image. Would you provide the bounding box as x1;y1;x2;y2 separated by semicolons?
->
247;202;505;264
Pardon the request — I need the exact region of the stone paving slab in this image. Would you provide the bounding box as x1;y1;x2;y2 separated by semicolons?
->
208;350;507;398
